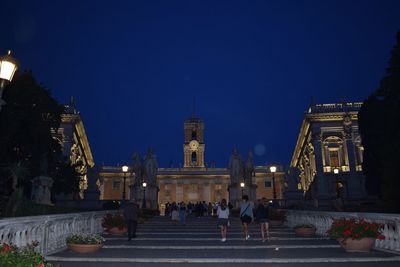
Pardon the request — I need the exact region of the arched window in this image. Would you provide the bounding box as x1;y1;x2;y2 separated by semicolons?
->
191;152;197;165
192;130;197;140
323;136;346;172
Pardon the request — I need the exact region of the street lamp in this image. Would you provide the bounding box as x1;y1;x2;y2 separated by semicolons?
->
0;50;19;111
122;165;128;200
333;168;340;198
240;181;245;197
142;181;147;209
270;166;277;203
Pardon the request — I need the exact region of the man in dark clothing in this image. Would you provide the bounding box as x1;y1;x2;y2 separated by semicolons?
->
122;199;139;241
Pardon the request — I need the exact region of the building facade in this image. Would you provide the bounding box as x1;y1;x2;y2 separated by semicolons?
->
290;102;366;201
99;114;285;207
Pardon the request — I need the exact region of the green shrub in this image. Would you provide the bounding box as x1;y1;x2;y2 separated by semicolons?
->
66;234;104;245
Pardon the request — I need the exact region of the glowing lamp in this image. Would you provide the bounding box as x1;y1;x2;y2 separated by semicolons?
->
122;165;129;173
270;166;277;173
0;50;18;82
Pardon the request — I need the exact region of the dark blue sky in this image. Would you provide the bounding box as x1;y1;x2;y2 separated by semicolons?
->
2;0;400;168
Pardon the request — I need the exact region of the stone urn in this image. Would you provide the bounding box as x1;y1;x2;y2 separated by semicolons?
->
67;243;103;253
337;237;375;252
294;226;316;237
108;227;128;235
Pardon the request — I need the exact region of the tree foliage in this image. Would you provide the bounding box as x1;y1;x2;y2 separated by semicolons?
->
0;71;80;201
358;32;400;211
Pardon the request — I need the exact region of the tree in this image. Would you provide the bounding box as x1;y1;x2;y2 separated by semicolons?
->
0;71;79;200
358;32;400;211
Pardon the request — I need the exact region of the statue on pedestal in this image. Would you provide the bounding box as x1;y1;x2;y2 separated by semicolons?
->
228;148;243;184
132;152;143;183
244;151;254;184
143;148;158;185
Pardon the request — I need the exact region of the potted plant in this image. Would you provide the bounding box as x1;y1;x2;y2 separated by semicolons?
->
102;213;128;234
66;233;104;253
293;224;316;237
268;209;286;227
327;218;385;252
0;242;54;267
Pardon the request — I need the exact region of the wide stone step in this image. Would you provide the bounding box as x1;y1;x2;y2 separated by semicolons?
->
47;216;400;266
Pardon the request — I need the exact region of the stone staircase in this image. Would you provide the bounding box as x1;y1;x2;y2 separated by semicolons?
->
47;215;400;267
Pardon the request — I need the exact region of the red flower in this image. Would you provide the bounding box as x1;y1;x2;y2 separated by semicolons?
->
37;263;44;267
377;235;385;240
343;229;351;237
1;244;13;253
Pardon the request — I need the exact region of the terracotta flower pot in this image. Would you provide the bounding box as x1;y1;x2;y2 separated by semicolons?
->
67;243;103;253
337;237;375;252
108;227;128;235
294;227;316;237
269;220;284;227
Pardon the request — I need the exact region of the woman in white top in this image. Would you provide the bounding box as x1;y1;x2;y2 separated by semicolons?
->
217;199;229;242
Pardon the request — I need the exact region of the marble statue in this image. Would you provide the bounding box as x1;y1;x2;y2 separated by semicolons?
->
244;150;254;183
31;176;53;205
143;148;158;184
228;148;243;183
132;152;143;183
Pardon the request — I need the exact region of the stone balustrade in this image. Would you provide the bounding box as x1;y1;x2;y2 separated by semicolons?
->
285;210;400;253
0;210;114;255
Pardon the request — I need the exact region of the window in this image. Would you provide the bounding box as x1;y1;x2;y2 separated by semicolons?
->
192;130;197;140
264;180;272;187
191;152;197;164
112;181;121;189
329;150;339;167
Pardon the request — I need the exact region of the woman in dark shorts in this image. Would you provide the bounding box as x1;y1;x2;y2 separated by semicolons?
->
217;199;229;242
255;198;270;242
240;195;254;240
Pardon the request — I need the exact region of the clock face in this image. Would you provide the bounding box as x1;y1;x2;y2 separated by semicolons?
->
189;140;199;151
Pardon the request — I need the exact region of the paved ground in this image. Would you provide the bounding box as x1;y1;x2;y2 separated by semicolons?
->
47;215;400;267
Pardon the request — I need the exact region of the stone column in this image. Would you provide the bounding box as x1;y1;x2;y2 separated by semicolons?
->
345;133;365;198
311;131;330;199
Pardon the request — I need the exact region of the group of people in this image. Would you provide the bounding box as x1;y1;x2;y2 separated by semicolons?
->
165;201;232;219
217;195;271;242
121;196;272;243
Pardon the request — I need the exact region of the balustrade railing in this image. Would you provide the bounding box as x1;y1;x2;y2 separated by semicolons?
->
0;210;114;255
285;210;400;253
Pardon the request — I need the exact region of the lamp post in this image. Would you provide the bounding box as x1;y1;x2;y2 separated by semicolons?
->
333;168;339;198
240;181;245;197
270;166;277;204
142;181;147;209
0;50;19;111
122;165;128;200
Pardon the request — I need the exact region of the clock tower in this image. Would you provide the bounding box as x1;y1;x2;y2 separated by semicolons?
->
183;115;205;168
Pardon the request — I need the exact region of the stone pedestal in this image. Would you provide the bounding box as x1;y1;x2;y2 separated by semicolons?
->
284;190;304;207
229;183;256;208
130;183;158;210
228;183;240;208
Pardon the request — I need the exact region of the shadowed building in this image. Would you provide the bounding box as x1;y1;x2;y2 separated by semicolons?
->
290;102;367;203
56;99;95;198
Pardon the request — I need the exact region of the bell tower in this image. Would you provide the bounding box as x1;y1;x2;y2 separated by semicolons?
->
183;112;205;168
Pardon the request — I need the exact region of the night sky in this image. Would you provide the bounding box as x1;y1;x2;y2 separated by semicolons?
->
2;0;400;168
